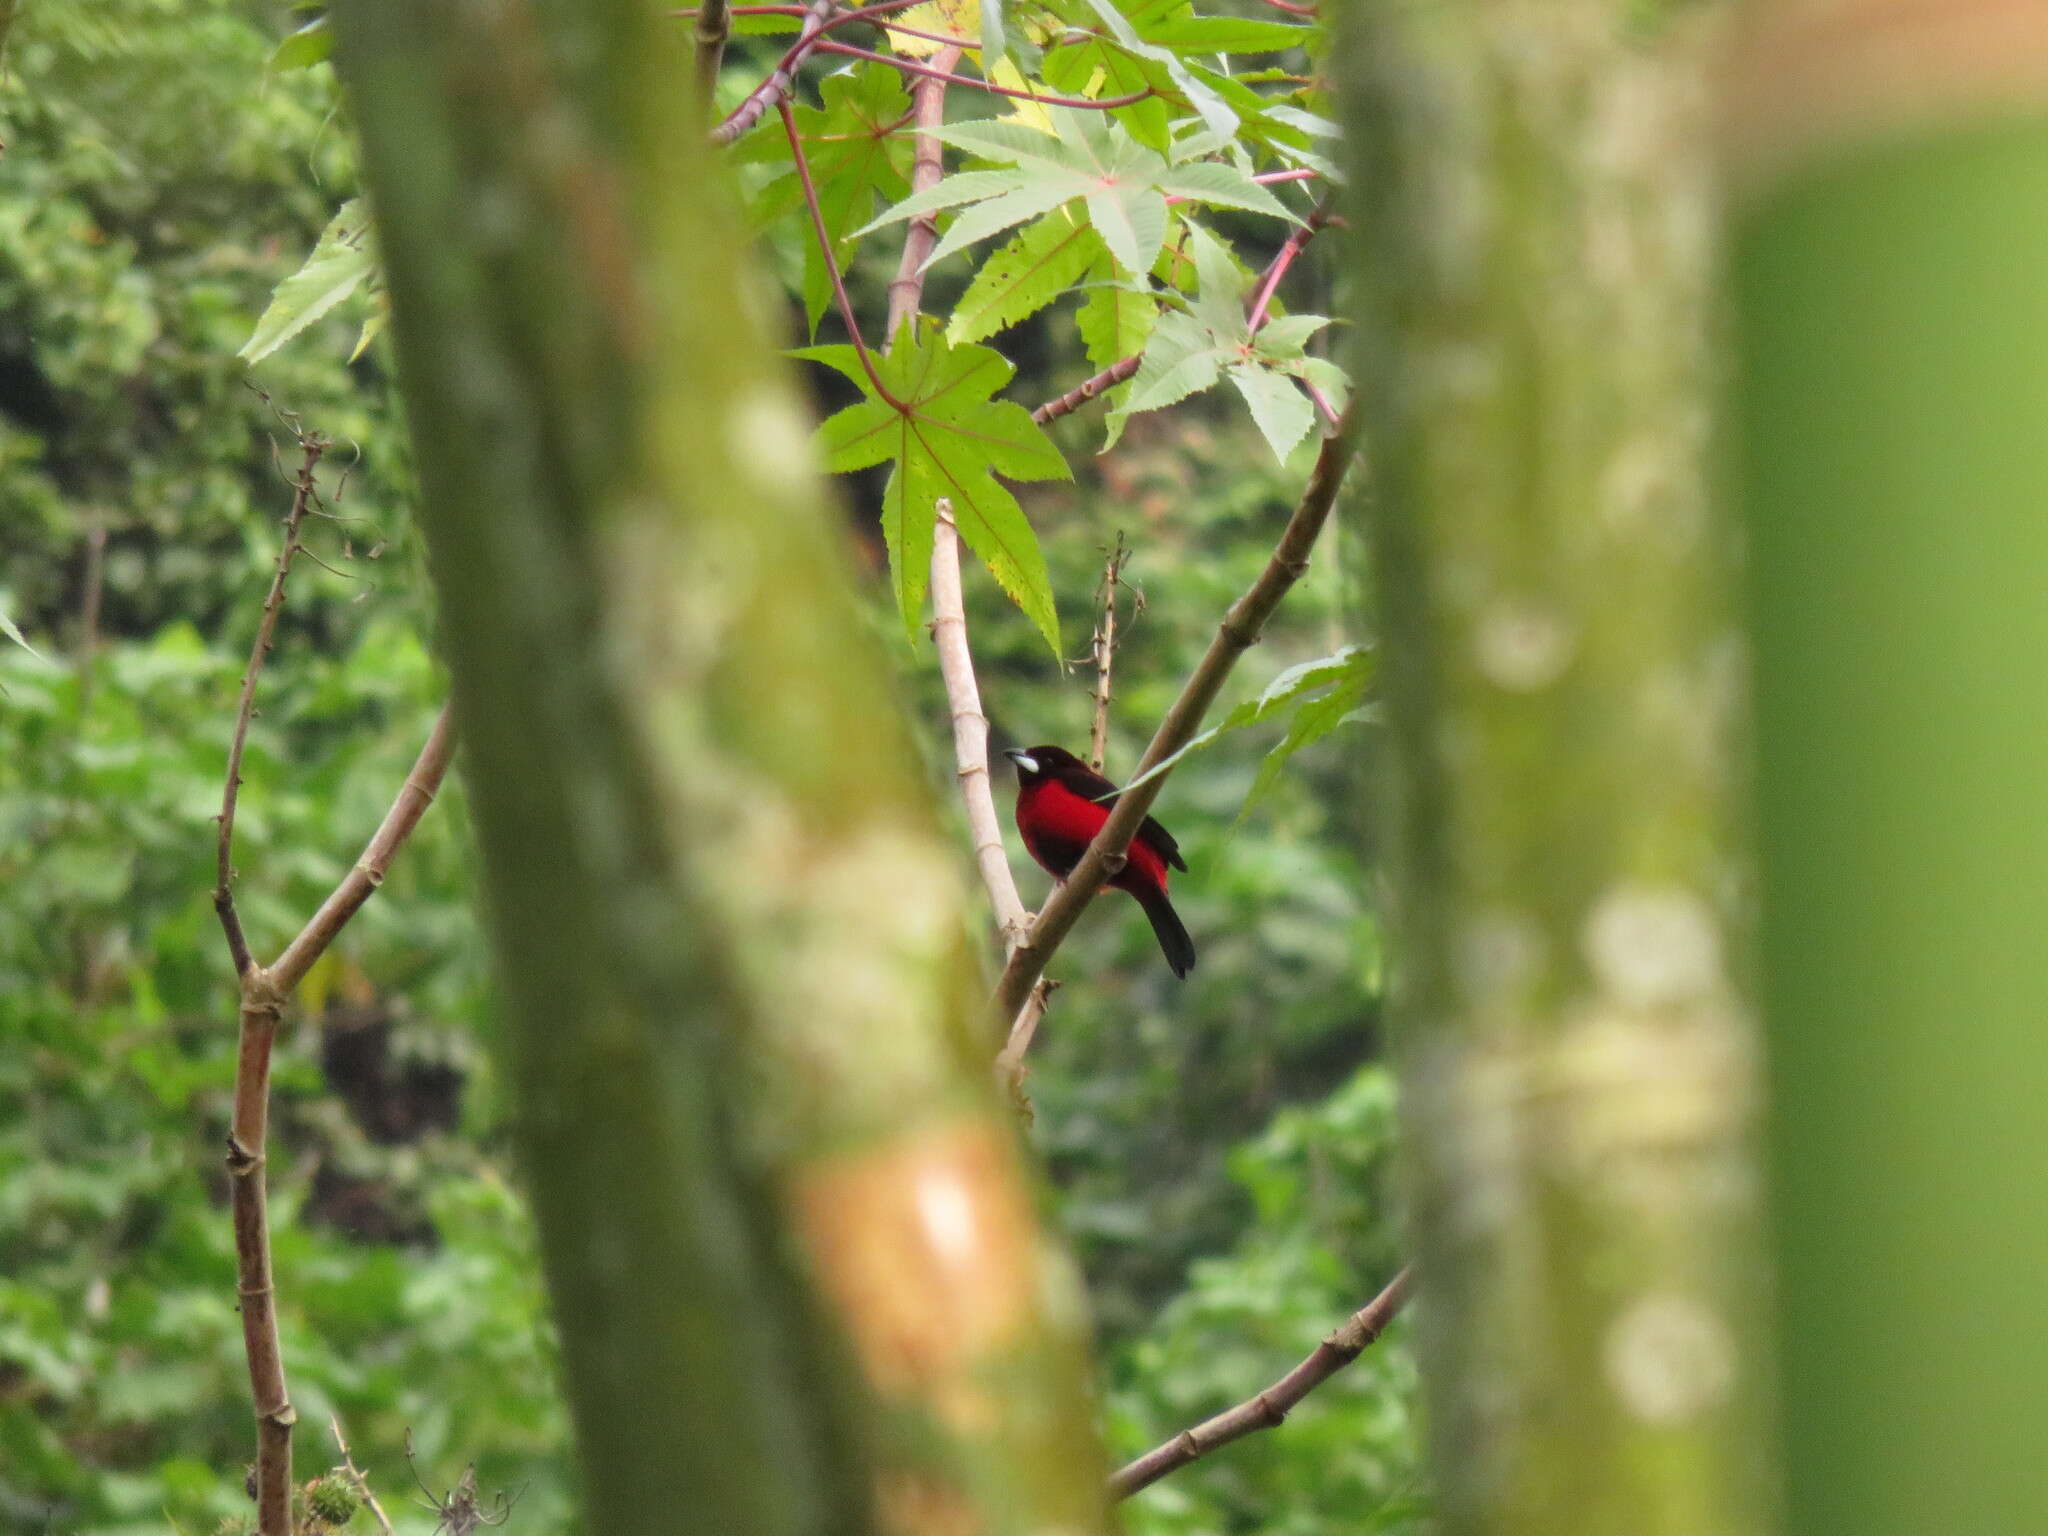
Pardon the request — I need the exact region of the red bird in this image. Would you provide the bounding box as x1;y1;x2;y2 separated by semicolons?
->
1005;744;1195;977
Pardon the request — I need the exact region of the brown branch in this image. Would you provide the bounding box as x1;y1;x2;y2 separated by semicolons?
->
1087;533;1134;774
994;976;1057;1108
708;0;929;146
273;704;458;990
224;703;455;1536
710;0;835;146
1031;353;1142;425
931;508;1032;948
1032;195;1336;426
694;0;731;102
1109;1266;1412;1501
1246;194;1334;334
330;1416;397;1536
989;415;1358;1025
228;962;295;1536
216;434;327;978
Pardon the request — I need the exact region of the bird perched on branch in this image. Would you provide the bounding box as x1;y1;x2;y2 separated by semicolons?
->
1004;744;1195;977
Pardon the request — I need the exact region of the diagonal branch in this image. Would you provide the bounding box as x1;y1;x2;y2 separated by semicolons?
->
217;434;328;977
273;704;459;990
989;414;1358;1026
1109;1266;1412;1501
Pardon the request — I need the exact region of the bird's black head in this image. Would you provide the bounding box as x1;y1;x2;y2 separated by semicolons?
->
1004;744;1085;784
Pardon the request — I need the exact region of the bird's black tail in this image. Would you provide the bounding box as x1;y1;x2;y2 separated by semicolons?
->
1132;883;1196;978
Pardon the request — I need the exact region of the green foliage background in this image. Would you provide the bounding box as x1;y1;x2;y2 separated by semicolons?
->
0;3;1418;1532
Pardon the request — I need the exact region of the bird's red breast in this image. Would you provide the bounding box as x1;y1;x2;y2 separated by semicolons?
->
1015;775;1172;892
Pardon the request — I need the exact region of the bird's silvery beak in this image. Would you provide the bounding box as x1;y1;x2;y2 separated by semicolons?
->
1005;749;1039;773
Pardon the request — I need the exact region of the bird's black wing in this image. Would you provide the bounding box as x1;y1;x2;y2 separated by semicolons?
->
1054;761;1188;874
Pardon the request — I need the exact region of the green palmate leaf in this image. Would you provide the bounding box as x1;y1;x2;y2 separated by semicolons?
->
1286;354;1352;416
798;333;1068;651
268;15;332;70
1155;160;1298;222
855;170;1025;233
240;199;376;364
871;110;1285;279
0;607;46;662
350;288;391;362
1039;31;1172;151
1236;654;1375;822
948;212;1103;344
1121;313;1227;414
1075;255;1157;370
980;0;1007;68
1103;308;1228;449
788;66;916;332
1083;184;1168;277
1229;363;1316;462
1136;14;1312;53
1185;221;1251;334
1120;646;1372;795
1075;0;1238;136
1252;312;1333;357
924;117;1074;170
925;182;1083;268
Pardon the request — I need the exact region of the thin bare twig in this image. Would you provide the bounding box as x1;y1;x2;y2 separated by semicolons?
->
1110;1267;1412;1501
217;434;328;978
330;1416;397;1536
1086;533;1136;774
274;704;458;990
207;422;454;1535
989;415;1358;1026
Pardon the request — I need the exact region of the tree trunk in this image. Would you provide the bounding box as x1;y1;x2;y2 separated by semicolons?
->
331;3;1108;1533
1340;6;1778;1533
1727;5;2048;1532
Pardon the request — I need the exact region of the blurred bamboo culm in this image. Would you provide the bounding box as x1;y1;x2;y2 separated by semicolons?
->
1340;5;1778;1533
1727;4;2048;1533
330;2;1109;1534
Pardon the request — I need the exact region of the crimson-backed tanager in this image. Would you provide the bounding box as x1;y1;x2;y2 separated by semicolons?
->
1004;744;1195;977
